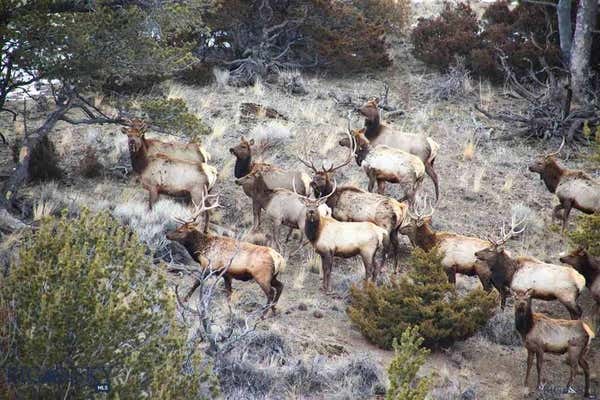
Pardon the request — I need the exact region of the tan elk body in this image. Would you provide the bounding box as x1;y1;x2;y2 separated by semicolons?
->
513;289;594;397
529;140;600;230
166;194;286;316
358;99;440;200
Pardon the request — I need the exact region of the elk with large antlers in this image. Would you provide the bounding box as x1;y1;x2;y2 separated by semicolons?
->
340;129;425;204
357;99;440;200
166;192;286;317
398;197;494;290
293;180;388;292
229;136;311;229
121;118;211;163
298;136;409;269
560;247;600;332
528;138;600;231
513;289;594;397
475;220;586;318
123;121;217;211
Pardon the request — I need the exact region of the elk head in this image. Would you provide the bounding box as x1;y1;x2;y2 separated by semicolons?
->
528;137;565;174
293;178;335;223
121;118;148;153
166;189;220;242
299;129;355;198
513;288;534;312
475;214;527;270
229;136;254;159
559;247;591;272
358;98;380;124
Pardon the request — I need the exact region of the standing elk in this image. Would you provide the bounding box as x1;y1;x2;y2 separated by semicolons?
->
234;171;330;251
166;192;286;317
298;137;409;269
121;118;211;163
229;136;311;229
560;247;600;331
357;99;440;200
475;222;586;318
513;289;594;397
340;128;425;204
528;138;600;231
293;180;388;293
398;198;495;290
123;121;217;213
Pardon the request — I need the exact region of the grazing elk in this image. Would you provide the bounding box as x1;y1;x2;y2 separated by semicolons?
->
340;128;425;204
124;123;217;212
298;137;409;269
513;289;594;397
398;198;494;290
560;247;600;331
166;192;286;316
234;171;331;251
293;180;388;293
121;118;210;163
357;99;440;200
475;223;586;318
528;138;600;231
229;136;311;229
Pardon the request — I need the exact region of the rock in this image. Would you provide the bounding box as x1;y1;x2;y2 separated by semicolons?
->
313;310;323;318
298;303;308;311
461;387;477;400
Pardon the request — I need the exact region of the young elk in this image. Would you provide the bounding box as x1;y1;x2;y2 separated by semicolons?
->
560;248;600;331
229;136;311;229
121;118;210;163
234;172;331;251
475;223;586;318
340;129;425;204
357;99;440;200
293;180;388;293
528;138;600;231
166;192;286;317
298;139;409;269
398;198;494;290
514;289;594;397
124;124;217;211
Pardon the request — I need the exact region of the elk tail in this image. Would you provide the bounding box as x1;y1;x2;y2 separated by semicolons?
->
269;249;287;274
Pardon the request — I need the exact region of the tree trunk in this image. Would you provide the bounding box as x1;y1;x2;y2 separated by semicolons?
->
0;99;72;210
557;0;573;62
570;0;598;99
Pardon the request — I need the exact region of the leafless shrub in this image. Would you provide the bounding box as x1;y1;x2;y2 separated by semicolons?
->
426;60;472;102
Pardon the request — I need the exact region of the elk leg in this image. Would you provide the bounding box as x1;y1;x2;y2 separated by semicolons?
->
376;180;386;195
184;279;202;302
552;203;564;221
360;253;373;282
565;298;583;320
252;200;262;231
500;288;509;310
148;187;159;210
367;176;376;192
256;278;274;318
445;268;456;285
579;354;591;397
391;230;400;272
535;351;544;390
561;199;573;233
271;276;284;309
223;276;232;301
566;344;580;393
425;161;440;202
525;350;534;386
284;226;294;242
320;253;333;293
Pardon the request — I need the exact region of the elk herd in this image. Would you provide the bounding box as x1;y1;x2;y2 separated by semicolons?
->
120;97;599;396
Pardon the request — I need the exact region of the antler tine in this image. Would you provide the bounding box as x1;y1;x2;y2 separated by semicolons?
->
292;177;311;201
172;216;188;224
328;129;356;173
297;152;319;173
495;213;527;246
317;178;337;204
545;136;565;158
189;189;221;223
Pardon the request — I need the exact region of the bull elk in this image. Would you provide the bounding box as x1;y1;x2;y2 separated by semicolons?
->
121;118;210;163
166;192;286;316
528;138;600;231
123;122;217;212
298;136;409;269
398;198;494;291
293;180;388;293
340;128;425;204
513;289;594;398
560;247;600;332
229;136;311;229
475;222;586;319
357;99;440;200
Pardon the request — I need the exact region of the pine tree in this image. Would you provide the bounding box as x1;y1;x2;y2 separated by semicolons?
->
386;326;430;400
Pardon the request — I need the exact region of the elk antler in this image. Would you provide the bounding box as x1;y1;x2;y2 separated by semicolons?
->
324;127;356;173
544;136;565;158
407;194;435;221
487;213;527;247
187;188;221;225
292;177;336;205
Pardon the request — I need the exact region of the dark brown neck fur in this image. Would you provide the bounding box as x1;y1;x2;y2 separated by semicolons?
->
540;159;565;193
489;252;518;290
178;230;208;262
515;300;534;337
355;144;372;166
304;215;321;243
414;223;439;251
130;139;149;174
576;254;599;288
364;116;382;140
234;156;252;178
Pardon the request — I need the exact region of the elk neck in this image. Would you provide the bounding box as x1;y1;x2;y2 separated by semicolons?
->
540;159;564;193
355;144;371;166
414;223;438;251
234;155;252;178
304;213;322;243
364;114;382;140
314;180;339;208
489;251;518;288
179;230;208;262
129;139;149;174
515;299;534;337
576;254;599;288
